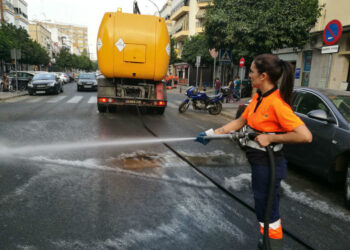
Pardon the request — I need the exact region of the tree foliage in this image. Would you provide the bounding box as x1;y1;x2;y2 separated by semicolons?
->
181;34;212;66
55;47;96;71
169;37;180;65
204;0;322;62
0;22;50;66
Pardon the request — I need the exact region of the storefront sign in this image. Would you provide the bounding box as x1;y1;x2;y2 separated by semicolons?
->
321;45;339;54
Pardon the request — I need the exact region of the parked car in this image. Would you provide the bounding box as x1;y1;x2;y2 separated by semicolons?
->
28;73;63;95
236;87;350;208
57;72;69;84
77;73;97;91
240;79;253;98
7;71;36;90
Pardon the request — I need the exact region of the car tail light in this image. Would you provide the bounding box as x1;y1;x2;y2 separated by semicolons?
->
157;101;166;106
98;98;108;103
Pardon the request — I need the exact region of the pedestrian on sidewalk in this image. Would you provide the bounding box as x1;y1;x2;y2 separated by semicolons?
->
225;80;235;103
233;76;241;101
2;73;9;92
214;78;221;95
195;53;312;250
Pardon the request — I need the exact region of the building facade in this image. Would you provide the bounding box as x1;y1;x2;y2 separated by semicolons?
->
160;0;212;85
1;0;29;30
275;0;350;90
28;22;52;57
36;21;89;57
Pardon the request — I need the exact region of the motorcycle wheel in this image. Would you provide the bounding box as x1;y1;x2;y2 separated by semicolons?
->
179;102;190;113
208;102;222;115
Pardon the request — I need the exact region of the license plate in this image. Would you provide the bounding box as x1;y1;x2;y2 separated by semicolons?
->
125;100;141;104
84;85;92;88
37;85;46;88
36;91;45;94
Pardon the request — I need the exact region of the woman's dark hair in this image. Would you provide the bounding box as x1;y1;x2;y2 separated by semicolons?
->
253;54;294;105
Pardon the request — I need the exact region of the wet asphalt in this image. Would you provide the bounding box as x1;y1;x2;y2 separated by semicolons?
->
0;83;349;250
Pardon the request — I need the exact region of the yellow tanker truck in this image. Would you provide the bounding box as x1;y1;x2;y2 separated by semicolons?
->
96;8;170;114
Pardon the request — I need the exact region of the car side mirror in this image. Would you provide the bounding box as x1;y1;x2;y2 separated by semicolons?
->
307;109;336;123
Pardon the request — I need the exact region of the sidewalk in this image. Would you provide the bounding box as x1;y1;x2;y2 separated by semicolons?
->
169;85;250;120
0;91;28;101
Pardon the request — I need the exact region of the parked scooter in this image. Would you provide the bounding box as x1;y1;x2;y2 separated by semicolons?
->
178;87;230;115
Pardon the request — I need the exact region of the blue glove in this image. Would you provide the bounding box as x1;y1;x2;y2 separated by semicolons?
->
195;131;210;145
195;129;215;145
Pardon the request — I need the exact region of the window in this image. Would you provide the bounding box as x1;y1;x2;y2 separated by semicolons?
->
294;91;331;117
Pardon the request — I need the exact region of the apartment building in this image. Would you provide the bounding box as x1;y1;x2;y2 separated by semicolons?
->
36;21;89;56
28;22;52;56
275;0;350;90
160;0;212;85
1;0;29;30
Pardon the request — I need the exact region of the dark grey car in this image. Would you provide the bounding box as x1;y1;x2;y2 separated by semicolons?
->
28;73;63;95
236;87;350;208
77;73;97;91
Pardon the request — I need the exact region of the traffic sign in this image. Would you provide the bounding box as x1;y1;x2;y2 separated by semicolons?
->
196;56;201;67
239;57;245;68
219;50;231;63
323;19;343;46
209;48;218;59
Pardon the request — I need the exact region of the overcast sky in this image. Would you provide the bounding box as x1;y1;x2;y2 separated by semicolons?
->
26;0;167;60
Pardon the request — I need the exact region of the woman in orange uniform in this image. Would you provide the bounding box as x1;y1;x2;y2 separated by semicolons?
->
195;54;312;249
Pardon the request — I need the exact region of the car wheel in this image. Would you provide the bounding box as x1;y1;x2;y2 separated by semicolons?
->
61;85;64;93
345;163;350;209
28;90;33;96
55;86;60;95
208;102;222;115
77;86;80;91
179;102;189;113
97;104;107;113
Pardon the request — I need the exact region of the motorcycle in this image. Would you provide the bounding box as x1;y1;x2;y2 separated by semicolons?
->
178;87;230;115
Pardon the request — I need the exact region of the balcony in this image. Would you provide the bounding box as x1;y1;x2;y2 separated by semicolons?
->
172;30;189;41
197;0;212;8
170;5;189;21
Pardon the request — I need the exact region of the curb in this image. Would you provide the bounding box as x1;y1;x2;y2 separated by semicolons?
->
0;92;28;101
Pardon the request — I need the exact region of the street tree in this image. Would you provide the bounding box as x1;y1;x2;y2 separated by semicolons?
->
169;37;179;65
204;0;323;62
181;34;212;67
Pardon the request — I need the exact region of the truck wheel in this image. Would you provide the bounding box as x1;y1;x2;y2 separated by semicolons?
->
208;102;222;115
179;102;189;113
345;163;350;209
98;104;107;113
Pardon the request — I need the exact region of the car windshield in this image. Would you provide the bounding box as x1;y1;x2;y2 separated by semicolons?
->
328;95;350;123
33;74;55;80
79;74;95;79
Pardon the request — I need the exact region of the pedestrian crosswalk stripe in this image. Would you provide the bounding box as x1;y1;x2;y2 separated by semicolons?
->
167;102;178;109
5;96;30;103
27;97;44;103
47;95;67;103
67;96;83;103
88;96;97;103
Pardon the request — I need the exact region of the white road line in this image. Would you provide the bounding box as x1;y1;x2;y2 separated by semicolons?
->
67;96;83;103
88;96;97;103
5;96;30;103
167;102;178;109
27;97;44;103
47;95;67;103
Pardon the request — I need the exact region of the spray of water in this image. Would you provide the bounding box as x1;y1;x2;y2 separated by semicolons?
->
0;137;196;156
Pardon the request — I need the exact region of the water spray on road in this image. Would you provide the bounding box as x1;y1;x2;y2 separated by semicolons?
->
0;137;197;156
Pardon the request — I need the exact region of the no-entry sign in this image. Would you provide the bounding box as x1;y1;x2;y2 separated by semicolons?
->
239;57;245;68
323;20;343;46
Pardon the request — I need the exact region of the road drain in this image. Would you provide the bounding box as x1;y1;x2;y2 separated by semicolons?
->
122;155;162;170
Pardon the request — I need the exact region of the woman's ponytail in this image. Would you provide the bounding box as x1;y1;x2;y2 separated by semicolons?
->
279;60;294;106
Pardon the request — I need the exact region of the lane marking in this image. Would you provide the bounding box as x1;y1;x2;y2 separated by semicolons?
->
197;125;206;130
5;96;30;103
47;95;67;103
27;97;45;103
167;102;178;109
67;96;83;103
88;96;97;103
